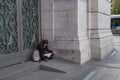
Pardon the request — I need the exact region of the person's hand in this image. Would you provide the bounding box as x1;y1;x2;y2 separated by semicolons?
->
53;52;57;55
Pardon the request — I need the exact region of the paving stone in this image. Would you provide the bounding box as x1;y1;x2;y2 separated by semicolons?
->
40;58;79;73
0;61;40;80
99;74;116;80
17;70;64;80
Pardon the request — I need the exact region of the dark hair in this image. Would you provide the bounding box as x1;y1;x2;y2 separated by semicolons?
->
39;40;49;49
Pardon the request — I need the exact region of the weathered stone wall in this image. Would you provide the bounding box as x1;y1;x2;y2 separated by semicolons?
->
41;0;54;41
88;0;114;59
52;0;80;63
41;0;114;64
77;0;91;64
41;0;91;64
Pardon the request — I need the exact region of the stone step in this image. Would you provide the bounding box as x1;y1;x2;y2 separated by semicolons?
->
40;58;79;73
0;61;40;80
17;70;64;80
0;58;80;80
17;58;93;80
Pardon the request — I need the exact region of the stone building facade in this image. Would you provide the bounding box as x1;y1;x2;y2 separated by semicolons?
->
0;0;114;68
41;0;114;64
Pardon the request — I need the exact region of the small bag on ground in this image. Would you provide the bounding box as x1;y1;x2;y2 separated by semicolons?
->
32;50;40;62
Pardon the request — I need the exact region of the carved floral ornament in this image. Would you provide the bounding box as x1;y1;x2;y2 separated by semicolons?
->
0;0;39;55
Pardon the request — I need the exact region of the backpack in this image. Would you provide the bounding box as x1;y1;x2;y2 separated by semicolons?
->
32;50;40;62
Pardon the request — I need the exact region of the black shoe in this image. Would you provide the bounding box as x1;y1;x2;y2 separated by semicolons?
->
48;57;53;60
44;58;49;62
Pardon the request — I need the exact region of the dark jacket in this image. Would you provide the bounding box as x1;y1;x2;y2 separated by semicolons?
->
36;44;53;60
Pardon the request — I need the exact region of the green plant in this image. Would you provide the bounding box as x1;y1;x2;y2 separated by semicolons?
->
112;0;120;14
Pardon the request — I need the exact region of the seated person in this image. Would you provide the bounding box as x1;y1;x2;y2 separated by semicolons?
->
36;40;56;61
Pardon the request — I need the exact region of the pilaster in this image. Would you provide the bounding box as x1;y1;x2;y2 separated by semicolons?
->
88;0;114;59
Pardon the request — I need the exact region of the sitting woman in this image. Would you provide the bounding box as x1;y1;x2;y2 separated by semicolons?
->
36;40;56;61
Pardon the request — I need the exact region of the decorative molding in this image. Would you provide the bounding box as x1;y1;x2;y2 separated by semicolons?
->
87;11;111;16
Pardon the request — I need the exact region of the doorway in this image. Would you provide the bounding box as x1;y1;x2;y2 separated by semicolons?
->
0;0;41;68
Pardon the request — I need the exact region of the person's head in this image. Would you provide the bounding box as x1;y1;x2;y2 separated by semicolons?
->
40;40;49;48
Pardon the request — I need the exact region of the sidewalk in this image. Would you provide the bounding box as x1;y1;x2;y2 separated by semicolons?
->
78;36;120;80
17;36;120;80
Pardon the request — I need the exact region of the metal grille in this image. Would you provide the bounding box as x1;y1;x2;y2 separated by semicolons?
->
0;0;39;54
22;0;39;50
0;0;18;54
